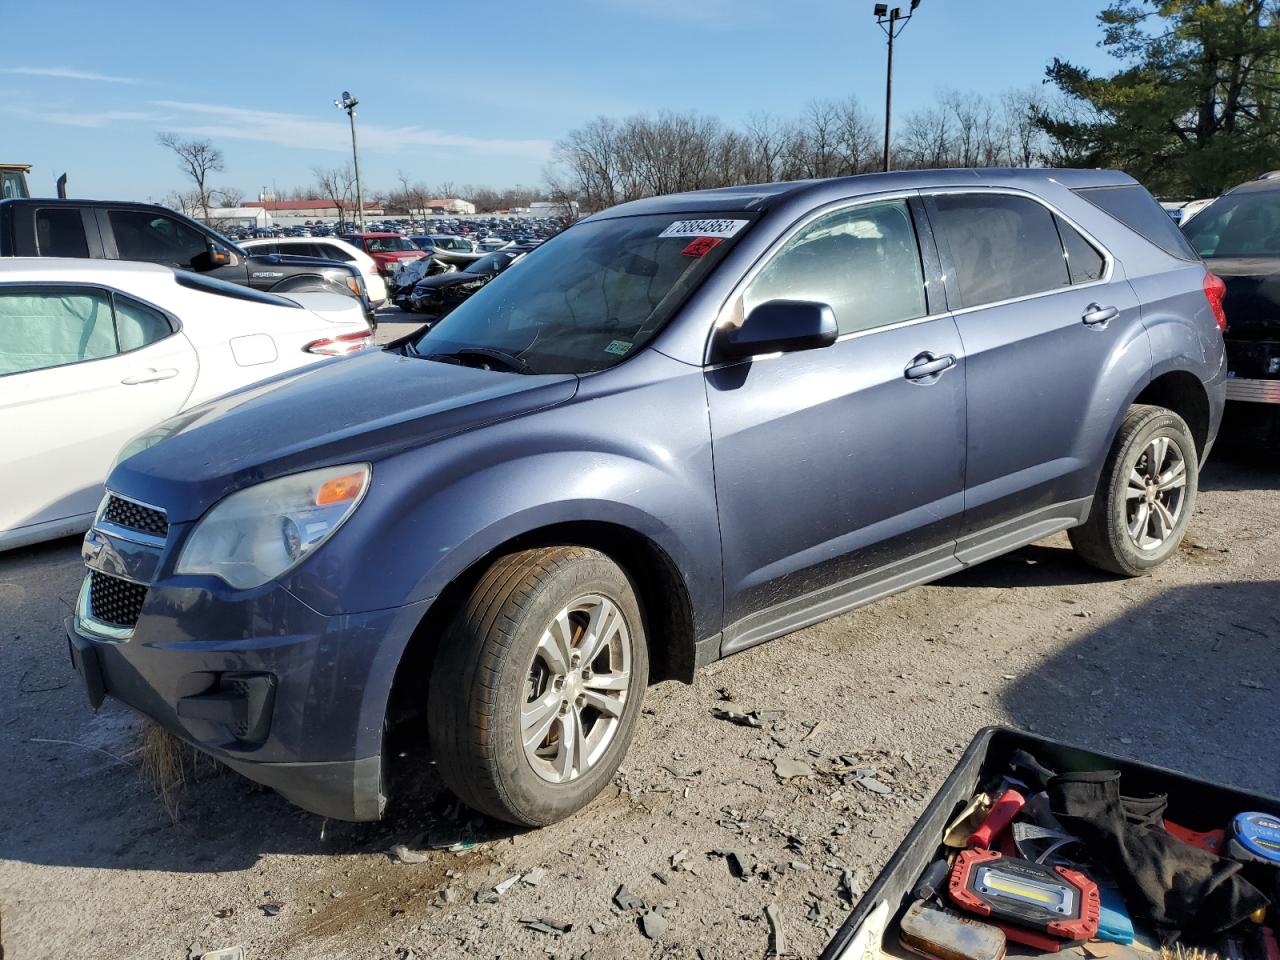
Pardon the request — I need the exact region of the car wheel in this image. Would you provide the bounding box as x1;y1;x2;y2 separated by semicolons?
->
428;547;648;826
1069;404;1199;576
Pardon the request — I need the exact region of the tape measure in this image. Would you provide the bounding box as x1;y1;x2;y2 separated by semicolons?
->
948;849;1100;949
1231;813;1280;865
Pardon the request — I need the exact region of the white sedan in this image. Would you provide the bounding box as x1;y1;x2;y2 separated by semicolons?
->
0;258;373;551
240;236;388;305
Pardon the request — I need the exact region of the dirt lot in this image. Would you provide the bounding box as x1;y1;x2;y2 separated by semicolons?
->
2;439;1278;960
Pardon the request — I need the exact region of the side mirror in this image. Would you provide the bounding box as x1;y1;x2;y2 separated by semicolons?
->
714;299;838;363
191;244;235;272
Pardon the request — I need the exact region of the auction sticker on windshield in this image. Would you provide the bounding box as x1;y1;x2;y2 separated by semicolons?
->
658;218;749;239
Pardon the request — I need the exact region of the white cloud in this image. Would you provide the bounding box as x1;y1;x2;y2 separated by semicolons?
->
150;100;553;159
0;66;138;84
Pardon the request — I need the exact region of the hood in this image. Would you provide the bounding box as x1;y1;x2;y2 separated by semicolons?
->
414;269;489;291
111;349;578;522
372;250;425;262
1206;256;1280;340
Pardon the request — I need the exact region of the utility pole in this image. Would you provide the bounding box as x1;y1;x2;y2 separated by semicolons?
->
874;0;921;173
335;91;367;232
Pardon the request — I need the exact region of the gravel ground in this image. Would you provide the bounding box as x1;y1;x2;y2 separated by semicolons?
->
1;431;1277;960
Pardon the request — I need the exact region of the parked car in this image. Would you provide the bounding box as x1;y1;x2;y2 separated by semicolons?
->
69;168;1224;828
241;236;388;305
1182;171;1280;419
395;249;524;314
0;199;375;324
0;258;372;551
339;232;426;277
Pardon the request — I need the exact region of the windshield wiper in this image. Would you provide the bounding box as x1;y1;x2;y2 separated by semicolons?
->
423;347;532;374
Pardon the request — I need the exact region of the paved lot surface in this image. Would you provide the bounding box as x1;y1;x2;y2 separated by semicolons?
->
2;422;1278;960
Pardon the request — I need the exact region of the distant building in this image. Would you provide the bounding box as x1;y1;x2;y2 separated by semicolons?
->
421;198;476;215
244;198;383;220
527;199;579;218
205;206;273;227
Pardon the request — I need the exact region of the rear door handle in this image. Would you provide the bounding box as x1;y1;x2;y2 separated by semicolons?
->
904;352;957;381
1082;303;1119;326
121;368;179;385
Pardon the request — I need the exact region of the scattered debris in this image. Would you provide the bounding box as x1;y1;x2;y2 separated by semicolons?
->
195;949;243;960
653;870;670;885
711;849;750;879
614;885;646;912
1240;679;1266;690
522;867;547;886
494;875;521;896
773;756;813;779
839;869;859;904
389;843;429;864
641;910;670;940
671;849;690;870
806;901;822;922
258;900;286;918
520;917;573;936
765;903;785;957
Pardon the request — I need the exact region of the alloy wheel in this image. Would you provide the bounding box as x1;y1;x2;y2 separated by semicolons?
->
1125;434;1187;550
522;595;632;784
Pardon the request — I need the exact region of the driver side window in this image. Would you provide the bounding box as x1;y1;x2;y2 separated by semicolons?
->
745;199;928;336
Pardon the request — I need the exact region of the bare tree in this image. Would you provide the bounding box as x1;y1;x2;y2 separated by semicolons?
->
313;164;356;228
157;133;225;220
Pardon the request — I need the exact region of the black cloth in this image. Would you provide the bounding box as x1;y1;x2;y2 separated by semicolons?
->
1048;770;1269;943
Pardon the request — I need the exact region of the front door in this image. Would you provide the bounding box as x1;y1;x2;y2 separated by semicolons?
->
0;286;198;536
706;196;967;649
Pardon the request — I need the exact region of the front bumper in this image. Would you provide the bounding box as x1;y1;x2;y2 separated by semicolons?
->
68;570;427;821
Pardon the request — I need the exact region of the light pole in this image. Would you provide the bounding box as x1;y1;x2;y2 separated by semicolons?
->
334;91;367;232
873;0;921;173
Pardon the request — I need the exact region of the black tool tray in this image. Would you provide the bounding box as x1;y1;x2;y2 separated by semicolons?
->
821;726;1280;960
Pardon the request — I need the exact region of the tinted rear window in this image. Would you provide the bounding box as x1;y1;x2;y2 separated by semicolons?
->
36;208;90;258
1073;184;1198;261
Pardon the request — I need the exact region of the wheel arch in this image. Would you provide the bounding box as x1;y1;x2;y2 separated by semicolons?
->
1132;370;1211;456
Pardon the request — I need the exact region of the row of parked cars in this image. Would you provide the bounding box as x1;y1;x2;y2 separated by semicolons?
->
7;166;1279;833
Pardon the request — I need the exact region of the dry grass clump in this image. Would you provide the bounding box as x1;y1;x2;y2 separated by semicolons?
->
137;722;223;820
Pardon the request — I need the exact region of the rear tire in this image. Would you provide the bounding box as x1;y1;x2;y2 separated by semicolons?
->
427;547;648;826
1069;404;1198;576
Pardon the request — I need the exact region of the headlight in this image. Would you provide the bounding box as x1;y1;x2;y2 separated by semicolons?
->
176;464;370;589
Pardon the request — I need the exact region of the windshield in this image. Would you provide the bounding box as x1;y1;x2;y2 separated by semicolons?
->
1183;190;1280;258
365;236;418;253
411;211;754;374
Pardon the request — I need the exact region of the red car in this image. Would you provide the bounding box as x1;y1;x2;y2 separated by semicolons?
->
341;232;426;275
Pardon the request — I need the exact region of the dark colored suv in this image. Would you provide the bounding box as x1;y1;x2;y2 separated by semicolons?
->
67;169;1225;827
1182;172;1280;417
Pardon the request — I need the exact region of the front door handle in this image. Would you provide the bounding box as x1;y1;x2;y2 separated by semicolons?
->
121;368;179;385
1082;303;1119;326
904;352;957;381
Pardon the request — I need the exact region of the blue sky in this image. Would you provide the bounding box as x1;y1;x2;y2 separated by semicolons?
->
4;1;1116;202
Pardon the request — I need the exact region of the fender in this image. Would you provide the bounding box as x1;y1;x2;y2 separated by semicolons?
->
277;350;724;640
268;272;345;295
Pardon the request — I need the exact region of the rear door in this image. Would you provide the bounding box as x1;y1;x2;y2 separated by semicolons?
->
708;195;968;646
923;190;1145;548
0;286;198;534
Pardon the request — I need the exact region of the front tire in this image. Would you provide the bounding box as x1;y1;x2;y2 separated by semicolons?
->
1069;404;1199;576
428;547;648;826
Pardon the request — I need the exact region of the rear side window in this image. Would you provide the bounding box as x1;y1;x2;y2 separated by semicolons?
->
114;295;173;352
930;194;1069;307
35;208;90;258
745;199;927;336
316;243;354;262
1073;184;1198;261
1054;215;1106;284
110;209;209;266
0;288;117;375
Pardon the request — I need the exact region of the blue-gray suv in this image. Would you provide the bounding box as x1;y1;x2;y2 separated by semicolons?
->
68;169;1227;826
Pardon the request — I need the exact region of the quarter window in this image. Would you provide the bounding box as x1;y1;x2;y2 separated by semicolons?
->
744;199;928;336
1055;215;1106;284
114;295;173;352
35;208;90;258
0;289;117;375
931;194;1070;308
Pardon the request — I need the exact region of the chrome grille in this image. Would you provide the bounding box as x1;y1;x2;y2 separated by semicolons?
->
89;570;147;628
102;495;168;537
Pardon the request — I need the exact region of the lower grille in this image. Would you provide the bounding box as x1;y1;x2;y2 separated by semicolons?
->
102;495;169;537
89;570;147;628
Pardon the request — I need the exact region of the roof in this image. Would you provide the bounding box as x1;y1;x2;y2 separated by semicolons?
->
245;198;379;211
0;257;173;279
585;168;1137;220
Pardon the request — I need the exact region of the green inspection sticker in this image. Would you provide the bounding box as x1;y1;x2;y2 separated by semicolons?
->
604;339;633;356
